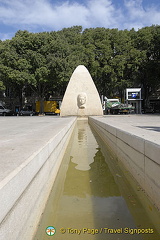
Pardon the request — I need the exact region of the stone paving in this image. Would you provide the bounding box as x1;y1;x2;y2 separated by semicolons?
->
0;114;159;183
93;114;160;145
0;115;75;182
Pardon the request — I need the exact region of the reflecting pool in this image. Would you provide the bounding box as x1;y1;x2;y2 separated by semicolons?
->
34;119;160;240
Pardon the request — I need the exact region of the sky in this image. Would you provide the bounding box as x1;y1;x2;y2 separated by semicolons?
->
0;0;160;40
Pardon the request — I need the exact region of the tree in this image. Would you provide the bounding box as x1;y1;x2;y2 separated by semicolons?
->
133;26;160;107
82;28;113;96
0;38;32;107
1;25;160;111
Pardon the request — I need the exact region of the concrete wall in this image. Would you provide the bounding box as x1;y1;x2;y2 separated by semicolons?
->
0;117;76;240
89;116;160;211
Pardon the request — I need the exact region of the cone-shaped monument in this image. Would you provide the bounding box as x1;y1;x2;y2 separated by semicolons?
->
60;65;103;116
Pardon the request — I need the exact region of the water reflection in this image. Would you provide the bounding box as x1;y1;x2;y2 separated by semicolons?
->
70;120;98;171
64;149;120;198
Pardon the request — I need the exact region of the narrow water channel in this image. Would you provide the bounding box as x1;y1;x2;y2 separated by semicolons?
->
34;119;160;240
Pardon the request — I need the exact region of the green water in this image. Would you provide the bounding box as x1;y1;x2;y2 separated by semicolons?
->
34;119;160;240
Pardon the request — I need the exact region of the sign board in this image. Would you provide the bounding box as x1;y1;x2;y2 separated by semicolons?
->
126;88;142;100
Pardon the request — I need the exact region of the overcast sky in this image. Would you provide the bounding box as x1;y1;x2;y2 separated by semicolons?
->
0;0;160;40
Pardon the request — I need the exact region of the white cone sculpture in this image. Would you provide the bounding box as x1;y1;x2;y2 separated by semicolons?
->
60;65;103;116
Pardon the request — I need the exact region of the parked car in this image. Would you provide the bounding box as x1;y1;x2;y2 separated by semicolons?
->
19;108;35;116
0;105;14;116
142;107;155;114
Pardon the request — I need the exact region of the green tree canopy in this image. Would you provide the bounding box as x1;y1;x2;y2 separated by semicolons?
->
0;25;160;110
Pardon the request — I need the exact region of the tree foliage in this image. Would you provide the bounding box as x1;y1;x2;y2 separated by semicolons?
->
0;25;160;108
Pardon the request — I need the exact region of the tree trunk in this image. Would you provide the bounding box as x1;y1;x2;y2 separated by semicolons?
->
39;96;44;114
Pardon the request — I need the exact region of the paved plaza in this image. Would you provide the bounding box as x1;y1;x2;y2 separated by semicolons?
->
0;114;160;183
0;116;75;183
95;114;160;145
